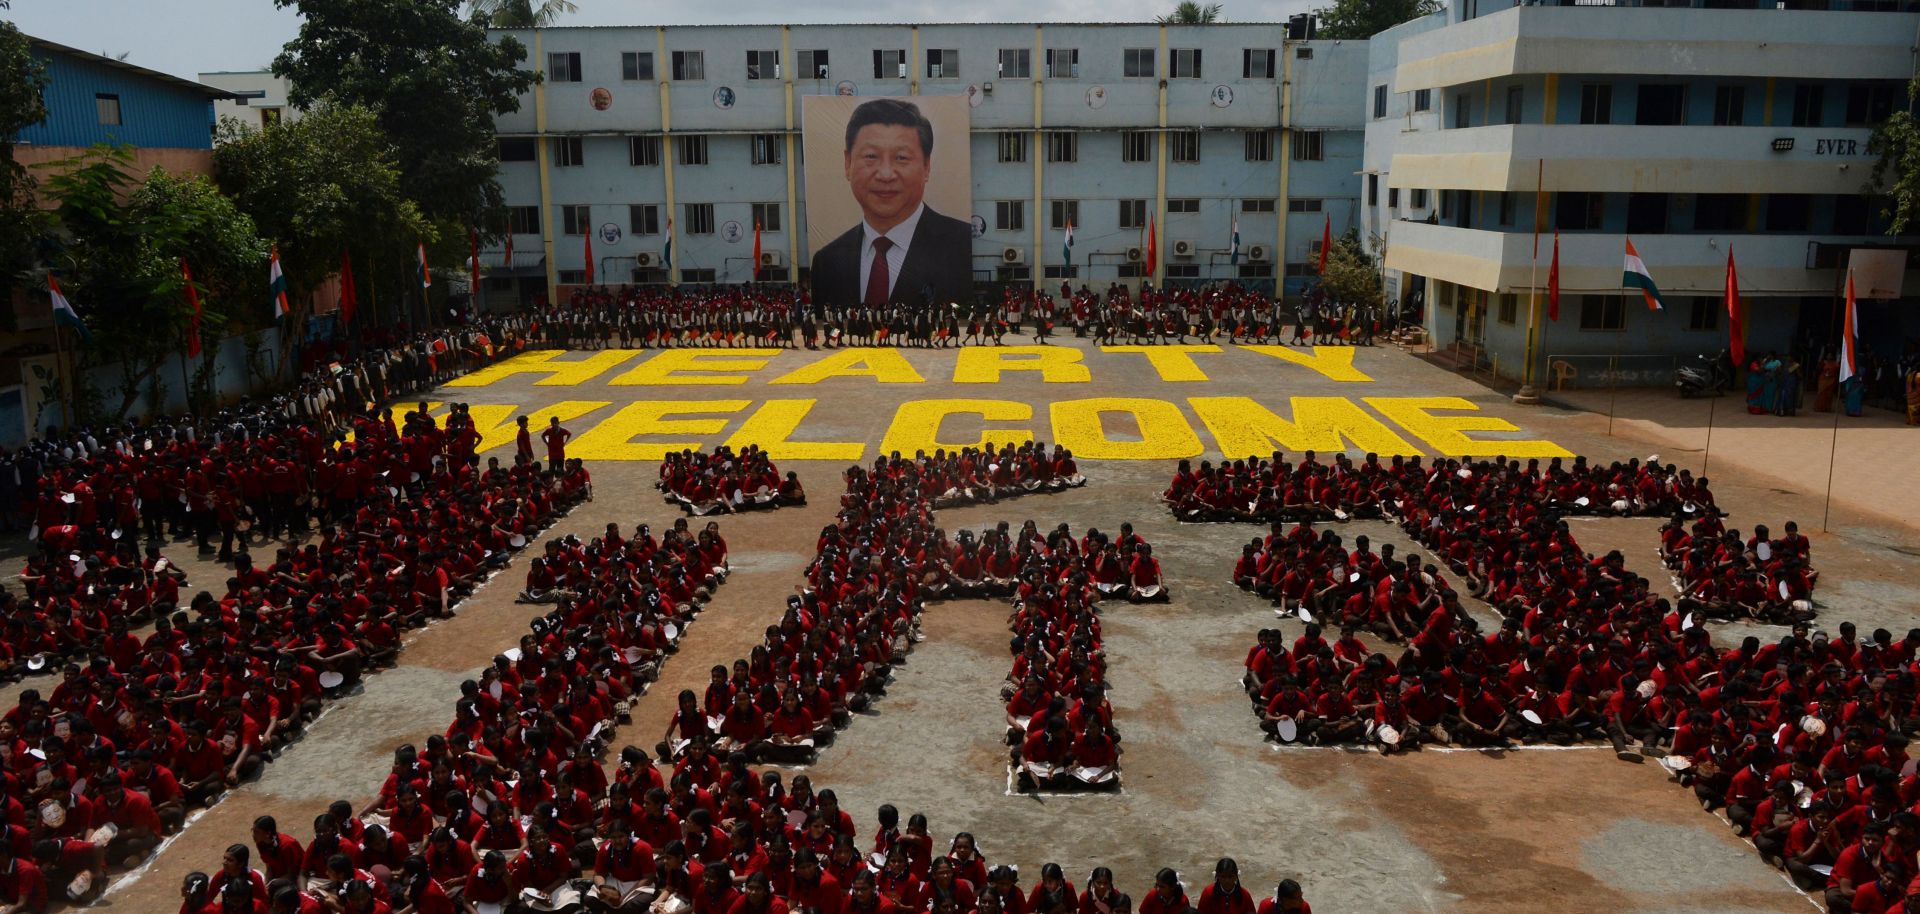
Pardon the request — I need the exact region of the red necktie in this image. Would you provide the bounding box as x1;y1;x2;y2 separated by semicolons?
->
864;237;894;307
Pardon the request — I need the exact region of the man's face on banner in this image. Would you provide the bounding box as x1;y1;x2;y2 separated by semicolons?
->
844;123;930;234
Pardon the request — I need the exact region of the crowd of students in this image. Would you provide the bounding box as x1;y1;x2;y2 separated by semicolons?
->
1165;452;1719;525
1660;516;1821;625
656;449;806;518
535;283;1312;351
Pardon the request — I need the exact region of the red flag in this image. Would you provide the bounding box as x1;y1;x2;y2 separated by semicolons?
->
1547;231;1561;322
1840;270;1859;383
470;228;481;293
584;230;594;285
1318;212;1332;274
1145;217;1158;276
339;251;358;324
180;259;203;359
503;232;514;270
753;221;762;279
1724;247;1744;366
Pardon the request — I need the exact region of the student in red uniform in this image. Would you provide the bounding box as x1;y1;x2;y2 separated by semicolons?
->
1137;869;1188;914
1078;867;1132;914
1196;860;1253;914
1255;880;1310;914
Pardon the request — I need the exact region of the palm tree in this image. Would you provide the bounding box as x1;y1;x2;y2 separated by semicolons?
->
469;0;578;27
1157;2;1224;23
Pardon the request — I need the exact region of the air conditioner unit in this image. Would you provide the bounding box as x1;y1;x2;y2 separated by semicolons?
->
1126;247;1143;262
1246;244;1269;262
636;252;658;268
759;251;784;267
1172;239;1195;258
1002;247;1026;264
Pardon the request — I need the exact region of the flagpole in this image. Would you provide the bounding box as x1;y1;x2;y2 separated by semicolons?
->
1823;395;1842;531
1702;393;1715;477
1516;160;1544;405
52;320;71;431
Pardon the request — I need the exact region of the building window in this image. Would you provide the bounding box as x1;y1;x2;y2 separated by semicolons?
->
1243;49;1275;80
1693;193;1747;231
1043;265;1079;279
1497;293;1518;325
1047;48;1079;78
561;204;591;235
1766;195;1811;232
1845;84;1899;126
1287;199;1322;213
548;52;581;82
799;50;830;80
1166;264;1200;279
259;108;282;127
94;93;123;126
672;51;706;81
1238;263;1273;279
1245;130;1274;162
1453;93;1472;128
1123;47;1155;78
629;135;661;167
1120;199;1149;230
678;135;709;166
1388;188;1399;210
1294;47;1313;60
630;204;660;236
746;49;781;80
926;49;960;79
1290;130;1324;161
1635;84;1686;126
998;48;1031;79
1051;200;1078;230
508;205;541;235
1580;83;1612;125
1626;192;1669;234
1368;175;1380;207
996;200;1025;232
1504;86;1523;125
1372;85;1387;119
1241;198;1276;214
1713;85;1745;126
622;51;655;81
557;270;588;285
498;138;536;161
1167;198;1200;214
1047;132;1077;163
1410;189;1428;210
1686;296;1720;331
1579;295;1625;331
684;204;715;235
1170;48;1202;79
555;136;584;167
874;49;907;79
997;132;1028;163
1556;192;1605;230
1496;191;1513;226
1413;88;1431;112
1170;131;1200;163
1792;84;1824;127
681;268;717;283
751;202;782;232
1122;131;1153;163
1000;265;1033;282
751;134;783;165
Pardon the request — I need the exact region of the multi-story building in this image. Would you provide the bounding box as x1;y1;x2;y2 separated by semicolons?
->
1366;0;1920;386
15;36;231;177
485;22;1366;307
199;70;301;133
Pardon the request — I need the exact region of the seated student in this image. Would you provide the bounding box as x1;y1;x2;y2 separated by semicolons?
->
1078;867;1131;914
1136;870;1188;914
1196;860;1252;914
1255;879;1312;914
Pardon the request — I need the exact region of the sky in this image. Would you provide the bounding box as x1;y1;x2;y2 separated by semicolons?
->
5;0;1316;83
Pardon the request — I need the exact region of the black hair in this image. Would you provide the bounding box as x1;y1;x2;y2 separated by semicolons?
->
844;99;934;160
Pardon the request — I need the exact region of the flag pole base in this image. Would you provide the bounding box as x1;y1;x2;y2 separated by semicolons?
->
1512;384;1542;406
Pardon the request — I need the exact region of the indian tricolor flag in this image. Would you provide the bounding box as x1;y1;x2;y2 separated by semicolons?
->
1840;269;1859;384
47;274;90;343
268;246;289;318
1062;220;1074;265
1622;237;1666;310
417;242;432;289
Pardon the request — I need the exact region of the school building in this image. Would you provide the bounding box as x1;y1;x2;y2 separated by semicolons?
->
1362;0;1920;386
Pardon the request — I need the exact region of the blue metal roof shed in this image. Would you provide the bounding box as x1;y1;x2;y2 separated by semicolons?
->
13;36;236;150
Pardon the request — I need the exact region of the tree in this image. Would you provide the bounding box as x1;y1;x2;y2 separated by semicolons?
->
1313;0;1440;40
0;20;49;301
1316;231;1385;309
1868;79;1920;234
39;145;268;418
214;105;426;372
468;0;577;27
271;0;537;232
1157;2;1224;23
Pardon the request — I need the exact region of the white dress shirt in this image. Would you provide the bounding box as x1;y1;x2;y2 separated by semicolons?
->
856;203;924;300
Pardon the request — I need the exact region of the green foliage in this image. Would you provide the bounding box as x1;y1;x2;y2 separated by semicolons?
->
0;20;49;296
271;0;537;230
469;0;577;27
1318;230;1384;308
1868;76;1920;234
1313;0;1441;40
1157;2;1224;23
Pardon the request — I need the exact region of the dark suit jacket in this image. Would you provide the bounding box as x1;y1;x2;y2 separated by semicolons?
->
810;205;974;307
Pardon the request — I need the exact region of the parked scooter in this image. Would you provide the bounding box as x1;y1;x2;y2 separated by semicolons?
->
1675;349;1733;398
